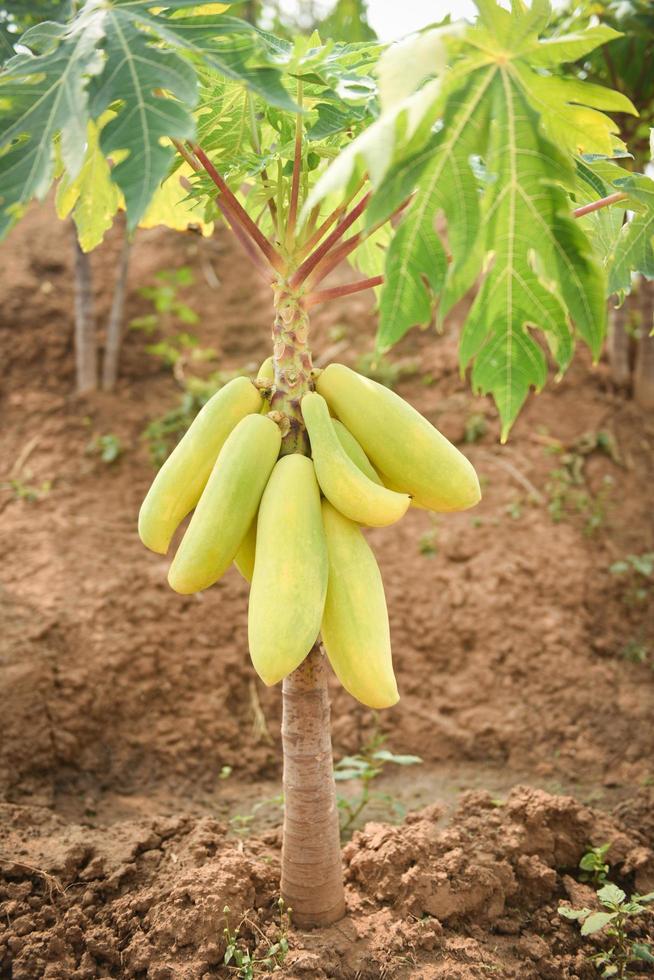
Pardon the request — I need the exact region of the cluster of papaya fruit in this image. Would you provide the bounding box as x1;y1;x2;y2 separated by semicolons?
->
138;362;480;708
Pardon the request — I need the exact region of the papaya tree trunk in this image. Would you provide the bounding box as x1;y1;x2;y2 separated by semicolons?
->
72;225;97;393
280;644;345;927
102;224;132;391
271;286;345;927
607;298;632;388
634;277;654;410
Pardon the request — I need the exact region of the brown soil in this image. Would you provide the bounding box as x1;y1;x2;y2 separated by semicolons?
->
1;201;654;978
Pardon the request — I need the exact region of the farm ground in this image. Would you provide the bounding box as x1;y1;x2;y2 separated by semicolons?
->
1;203;653;978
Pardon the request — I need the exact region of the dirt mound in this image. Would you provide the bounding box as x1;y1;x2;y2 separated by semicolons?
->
2;787;653;978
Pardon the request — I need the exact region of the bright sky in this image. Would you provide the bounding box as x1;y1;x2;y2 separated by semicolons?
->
367;0;478;40
270;0;481;40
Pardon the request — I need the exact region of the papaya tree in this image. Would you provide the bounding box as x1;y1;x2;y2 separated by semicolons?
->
2;0;653;929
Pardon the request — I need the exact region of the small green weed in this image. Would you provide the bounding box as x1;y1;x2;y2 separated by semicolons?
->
133;266;199;326
2;477;52;502
544;430;620;535
559;882;654;978
228;794;284;838
418;528;438;557
354;352;418;389
620;639;650;666
579;843;611;887
609;553;653;605
87;433;123;464
464;412;487;444
335;731;421;837
223;898;291;978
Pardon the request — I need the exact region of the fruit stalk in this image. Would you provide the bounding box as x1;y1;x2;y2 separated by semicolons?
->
280;645;345;927
270;284;313;454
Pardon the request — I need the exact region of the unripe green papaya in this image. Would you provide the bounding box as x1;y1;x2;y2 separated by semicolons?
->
238;415;377;586
257;356;274;384
332;419;382;485
257;356;275;413
316;364;480;512
248;454;327;685
301;392;409;527
234;517;257;582
168;414;281;594
139;376;262;554
321;500;398;709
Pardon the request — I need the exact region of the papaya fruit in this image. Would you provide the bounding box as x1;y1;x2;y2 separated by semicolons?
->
235;421;382;587
301;392;409;527
168;413;281;594
248;454;327;685
138;376;262;554
321;500;398;709
257;356;274;384
332;419;382;485
234;516;257;582
316;364;480;512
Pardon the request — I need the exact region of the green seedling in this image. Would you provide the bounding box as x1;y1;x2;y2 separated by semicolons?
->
223;898;291;978
335;731;421;837
579;843;611;886
2;477;52;502
354;352;418;390
609;553;653;605
559;882;654;978
87;433;123;464
464;412;488;444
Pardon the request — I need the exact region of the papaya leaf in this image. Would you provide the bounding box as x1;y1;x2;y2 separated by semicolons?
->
461;74;605;439
140;160;214;236
608;172;654;296
327;0;615;437
0;1;292;241
0;8;105;237
55;118;122;251
88;8;198;231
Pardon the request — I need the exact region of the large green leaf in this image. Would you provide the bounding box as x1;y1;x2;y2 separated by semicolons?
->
310;0;621;436
461;73;605;438
608;172;654;295
88;8;197;231
0;8;105;236
0;0;293;239
55;118;122;250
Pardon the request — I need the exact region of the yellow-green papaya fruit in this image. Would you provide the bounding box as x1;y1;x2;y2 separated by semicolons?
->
332;419;382;485
138;376;262;554
321;500;398;709
301;392;409;527
248;454;327;685
234;417;365;582
316;364;480;512
168;414;281;594
257;356;275;413
378;471;427;509
257;356;274;384
234;516;257;582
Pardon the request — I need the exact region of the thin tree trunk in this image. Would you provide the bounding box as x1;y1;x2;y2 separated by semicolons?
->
607;299;632;388
634;277;654;409
102;227;132;391
280;645;345;927
271;288;345;927
72;226;97;393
